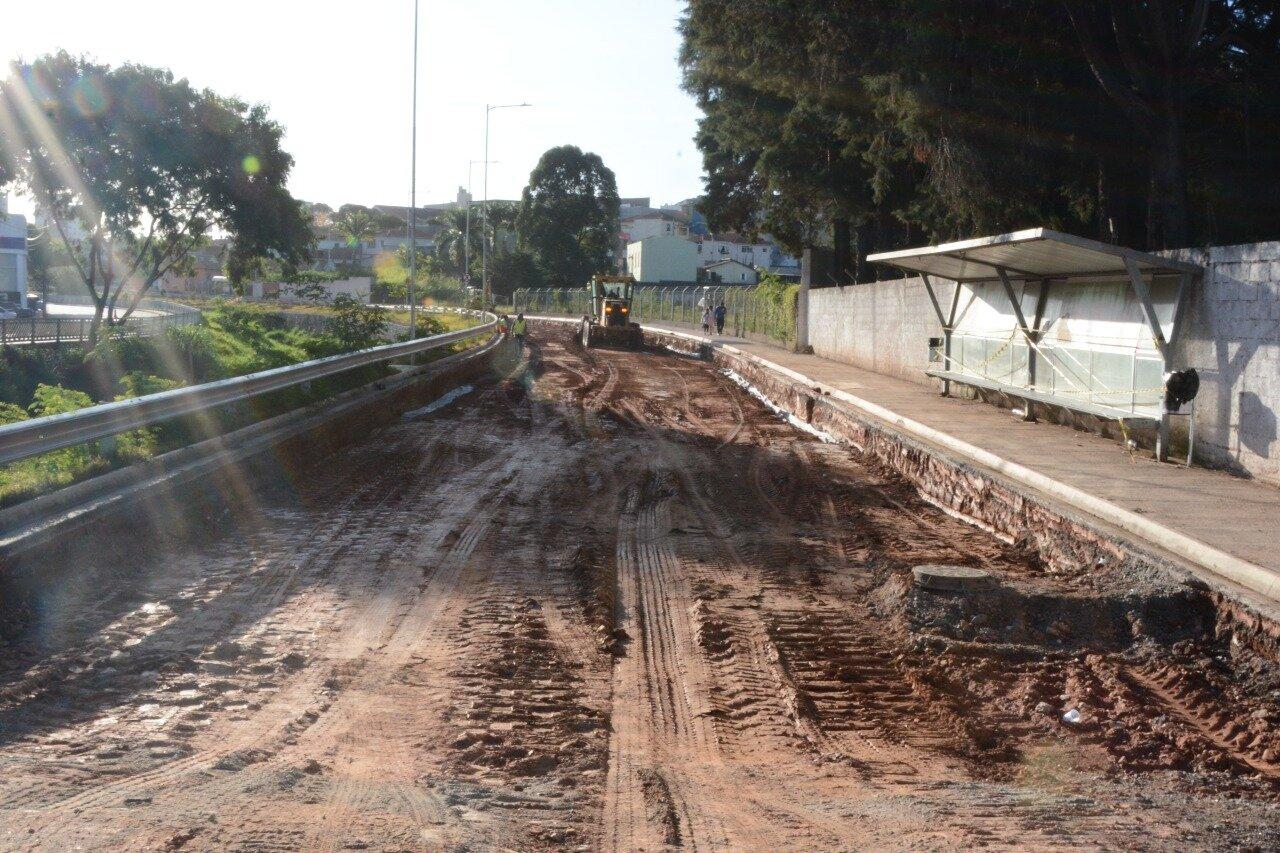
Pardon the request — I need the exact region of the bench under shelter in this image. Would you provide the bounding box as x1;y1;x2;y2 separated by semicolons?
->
866;229;1204;463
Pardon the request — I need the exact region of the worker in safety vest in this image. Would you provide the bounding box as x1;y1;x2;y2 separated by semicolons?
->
513;314;527;349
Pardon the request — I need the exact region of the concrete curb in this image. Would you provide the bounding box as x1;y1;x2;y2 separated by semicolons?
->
533;315;1280;604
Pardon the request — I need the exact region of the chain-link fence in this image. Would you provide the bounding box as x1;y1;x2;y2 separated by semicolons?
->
513;284;797;348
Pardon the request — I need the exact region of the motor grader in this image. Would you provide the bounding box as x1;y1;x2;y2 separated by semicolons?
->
579;274;643;349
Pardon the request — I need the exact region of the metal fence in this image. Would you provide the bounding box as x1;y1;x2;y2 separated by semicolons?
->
513;285;797;347
1;299;203;347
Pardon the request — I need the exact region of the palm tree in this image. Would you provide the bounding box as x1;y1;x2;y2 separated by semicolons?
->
333;207;378;271
432;208;473;274
483;201;519;256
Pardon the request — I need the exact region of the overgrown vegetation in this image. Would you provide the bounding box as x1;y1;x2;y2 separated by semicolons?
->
0;300;431;508
372;252;484;308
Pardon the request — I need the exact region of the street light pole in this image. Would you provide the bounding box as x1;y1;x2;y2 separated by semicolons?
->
481;102;530;303
408;0;419;336
465;159;496;291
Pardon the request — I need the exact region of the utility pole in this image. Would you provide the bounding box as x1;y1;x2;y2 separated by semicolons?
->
466;159;496;291
482;102;530;303
408;0;419;336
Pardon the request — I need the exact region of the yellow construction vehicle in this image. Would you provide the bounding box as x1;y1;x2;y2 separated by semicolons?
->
579;274;643;349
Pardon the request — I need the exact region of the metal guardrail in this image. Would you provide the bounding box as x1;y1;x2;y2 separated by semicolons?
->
0;312;497;467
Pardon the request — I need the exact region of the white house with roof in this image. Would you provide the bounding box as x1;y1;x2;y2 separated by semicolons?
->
0;197;29;308
703;258;759;285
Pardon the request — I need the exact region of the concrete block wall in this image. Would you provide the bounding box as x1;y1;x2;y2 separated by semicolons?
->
1172;243;1280;485
806;276;953;384
805;242;1280;486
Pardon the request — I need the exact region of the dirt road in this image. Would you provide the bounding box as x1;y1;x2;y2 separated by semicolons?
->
0;327;1278;850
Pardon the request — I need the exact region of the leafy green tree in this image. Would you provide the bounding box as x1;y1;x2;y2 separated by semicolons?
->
324;294;386;350
0;52;313;343
488;250;543;298
0;402;28;425
681;0;1280;254
482;201;519;254
1062;0;1280;248
516;146;620;287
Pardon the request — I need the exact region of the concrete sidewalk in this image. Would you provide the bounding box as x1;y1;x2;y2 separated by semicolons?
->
644;321;1280;589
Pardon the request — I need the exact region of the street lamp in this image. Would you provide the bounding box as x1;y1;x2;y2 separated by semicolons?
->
465;159;497;290
408;0;420;336
482;102;531;303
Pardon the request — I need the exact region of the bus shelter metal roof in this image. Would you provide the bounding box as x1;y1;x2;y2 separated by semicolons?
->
865;229;1205;461
865;228;1202;284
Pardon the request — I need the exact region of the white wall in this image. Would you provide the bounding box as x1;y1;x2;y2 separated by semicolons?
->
274;277;374;305
696;238;773;269
807;277;943;384
1170;243;1280;484
621;217;688;243
628;236;699;283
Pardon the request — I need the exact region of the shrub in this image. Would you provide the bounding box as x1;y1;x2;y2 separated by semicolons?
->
28;383;94;417
325;295;387;351
0;402;29;425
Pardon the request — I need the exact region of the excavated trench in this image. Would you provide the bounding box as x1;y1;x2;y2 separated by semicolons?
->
0;325;1277;850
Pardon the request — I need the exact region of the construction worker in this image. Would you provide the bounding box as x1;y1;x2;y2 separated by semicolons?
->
513;313;527;350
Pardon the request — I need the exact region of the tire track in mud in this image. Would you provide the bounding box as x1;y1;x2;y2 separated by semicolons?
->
604;478;728;852
7;325;1280;851
16;435;456;819
300;478;516;852
28;415;515;839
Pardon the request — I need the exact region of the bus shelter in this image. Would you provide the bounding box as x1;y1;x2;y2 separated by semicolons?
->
866;229;1203;462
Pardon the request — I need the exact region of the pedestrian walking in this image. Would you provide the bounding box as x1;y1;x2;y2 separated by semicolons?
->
713;302;727;335
701;306;712;336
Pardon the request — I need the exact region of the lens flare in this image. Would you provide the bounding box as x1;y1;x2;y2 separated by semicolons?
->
242;154;261;175
21;67;55;111
71;74;110;118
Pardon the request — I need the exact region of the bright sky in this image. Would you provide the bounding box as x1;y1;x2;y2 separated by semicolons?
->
0;0;706;217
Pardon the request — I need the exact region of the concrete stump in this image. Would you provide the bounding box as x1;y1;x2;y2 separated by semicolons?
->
912;564;994;593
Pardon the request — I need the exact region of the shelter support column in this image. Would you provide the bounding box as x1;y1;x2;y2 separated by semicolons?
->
996;268;1039;421
922;274;954;397
1124;258;1172;462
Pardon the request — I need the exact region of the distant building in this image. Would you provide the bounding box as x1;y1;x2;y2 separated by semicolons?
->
626;235;699;284
620;210;690;244
702;258;759;285
619;197;654;220
661;198;709;236
0;197;29;308
159;240;230;297
694;235;776;270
